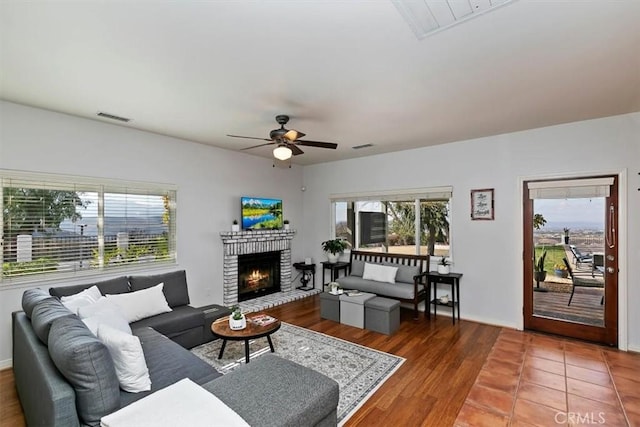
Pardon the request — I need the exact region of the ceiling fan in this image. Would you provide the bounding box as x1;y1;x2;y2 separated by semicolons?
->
227;115;338;160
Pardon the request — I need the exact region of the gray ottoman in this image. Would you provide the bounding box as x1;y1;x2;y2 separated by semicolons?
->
320;292;341;322
339;292;376;328
365;297;400;335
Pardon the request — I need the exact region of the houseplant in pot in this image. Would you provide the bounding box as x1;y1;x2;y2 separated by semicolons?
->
228;306;246;330
534;250;547;292
283;219;290;230
321;239;348;263
437;257;450;274
232;219;240;232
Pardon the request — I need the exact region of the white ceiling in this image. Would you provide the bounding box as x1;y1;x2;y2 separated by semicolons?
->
2;0;639;165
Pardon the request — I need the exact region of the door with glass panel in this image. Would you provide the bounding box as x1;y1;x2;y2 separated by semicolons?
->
523;176;618;346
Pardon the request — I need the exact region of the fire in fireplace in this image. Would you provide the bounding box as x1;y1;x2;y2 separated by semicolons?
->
237;251;281;301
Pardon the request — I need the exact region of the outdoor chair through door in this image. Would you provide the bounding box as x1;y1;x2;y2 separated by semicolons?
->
563;258;604;306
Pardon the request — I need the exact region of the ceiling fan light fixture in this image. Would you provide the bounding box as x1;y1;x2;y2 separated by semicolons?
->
284;129;305;141
273;145;292;161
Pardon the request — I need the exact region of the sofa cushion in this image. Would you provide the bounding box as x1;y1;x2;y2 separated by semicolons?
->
60;285;102;315
49;276;130;298
362;262;398;284
98;325;151;393
48;316;120;426
350;259;365;277
119;327;220;408
382;262;421;284
129;270;190;308
337;275;417;300
21;288;51;319
130;305;204;338
31;298;74;344
80;297;132;336
105;283;172;323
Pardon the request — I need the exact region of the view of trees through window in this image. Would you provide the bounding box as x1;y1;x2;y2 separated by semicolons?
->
334;199;450;257
1;176;176;281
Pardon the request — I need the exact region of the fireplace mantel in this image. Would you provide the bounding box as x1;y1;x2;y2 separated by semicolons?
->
220;229;296;306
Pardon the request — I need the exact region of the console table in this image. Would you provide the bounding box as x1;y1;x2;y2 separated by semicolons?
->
427;271;463;324
321;261;350;289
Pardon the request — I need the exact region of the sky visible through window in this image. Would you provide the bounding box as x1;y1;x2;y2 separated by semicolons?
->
535;198;605;231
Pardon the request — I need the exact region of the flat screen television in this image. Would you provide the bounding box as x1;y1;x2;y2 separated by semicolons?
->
241;197;283;230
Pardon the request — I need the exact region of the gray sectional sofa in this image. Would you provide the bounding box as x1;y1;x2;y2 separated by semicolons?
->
12;270;339;427
335;250;430;319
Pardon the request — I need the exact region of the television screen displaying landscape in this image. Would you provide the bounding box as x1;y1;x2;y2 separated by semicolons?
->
241;197;283;230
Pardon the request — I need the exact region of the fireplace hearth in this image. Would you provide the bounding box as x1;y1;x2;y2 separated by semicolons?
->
238;251;281;301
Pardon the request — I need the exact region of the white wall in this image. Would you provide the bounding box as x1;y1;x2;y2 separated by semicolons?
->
0;101;305;365
301;112;640;350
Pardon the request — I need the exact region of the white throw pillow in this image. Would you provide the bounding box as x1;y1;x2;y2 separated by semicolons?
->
362;263;398;284
105;283;171;323
60;285;102;315
97;324;151;393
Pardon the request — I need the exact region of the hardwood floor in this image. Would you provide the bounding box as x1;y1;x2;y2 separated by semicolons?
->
0;295;640;426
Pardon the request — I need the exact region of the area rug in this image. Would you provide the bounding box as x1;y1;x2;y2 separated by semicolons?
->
191;322;405;425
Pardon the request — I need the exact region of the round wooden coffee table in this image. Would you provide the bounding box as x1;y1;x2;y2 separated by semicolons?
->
211;315;281;363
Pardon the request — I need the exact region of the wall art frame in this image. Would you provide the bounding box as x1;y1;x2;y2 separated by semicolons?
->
471;188;494;220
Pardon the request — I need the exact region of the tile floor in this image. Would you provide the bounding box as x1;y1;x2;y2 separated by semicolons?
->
455;329;640;426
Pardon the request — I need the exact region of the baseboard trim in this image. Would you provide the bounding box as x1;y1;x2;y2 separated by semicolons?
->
0;358;13;370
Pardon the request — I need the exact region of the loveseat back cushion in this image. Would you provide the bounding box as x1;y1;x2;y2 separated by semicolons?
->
48;316;120;426
350;259;365;277
31;298;74;344
49;276;130;298
129;270;189;308
21;288;52;319
382;262;421;284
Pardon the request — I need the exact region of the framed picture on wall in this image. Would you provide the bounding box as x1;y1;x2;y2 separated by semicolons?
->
471;189;494;220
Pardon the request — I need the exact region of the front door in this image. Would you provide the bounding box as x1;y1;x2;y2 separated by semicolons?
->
523;175;618;346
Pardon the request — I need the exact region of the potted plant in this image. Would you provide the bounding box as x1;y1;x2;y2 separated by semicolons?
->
554;262;568;278
321;239;348;263
232;219;240;232
534;250;547;291
563;227;570;244
283;219;290;230
228;305;246;330
437;257;450;275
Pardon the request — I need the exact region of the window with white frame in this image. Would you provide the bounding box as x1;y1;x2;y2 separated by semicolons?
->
331;187;452;258
1;171;177;283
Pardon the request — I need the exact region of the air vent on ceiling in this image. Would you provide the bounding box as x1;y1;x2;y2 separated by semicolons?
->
352;144;374;150
392;0;515;40
97;111;131;122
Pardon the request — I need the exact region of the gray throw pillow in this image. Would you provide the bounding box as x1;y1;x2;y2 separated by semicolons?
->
129;270;189;308
350;260;365;277
21;288;51;319
30;298;74;344
48;316;120;426
382;262;421;284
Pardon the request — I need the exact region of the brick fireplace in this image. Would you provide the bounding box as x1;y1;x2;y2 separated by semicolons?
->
220;229;295;306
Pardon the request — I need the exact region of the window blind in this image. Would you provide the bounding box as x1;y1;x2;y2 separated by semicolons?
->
527;178;614;199
330;186;453;202
1;170;177;283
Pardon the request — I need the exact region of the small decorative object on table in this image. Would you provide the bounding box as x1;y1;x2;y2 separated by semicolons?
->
437;257;450;275
250;314;278;326
232;220;240;232
228;306;246;330
439;294;450;304
283;219;290;230
328;282;342;295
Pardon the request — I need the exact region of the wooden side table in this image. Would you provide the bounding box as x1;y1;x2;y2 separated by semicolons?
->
321;261;350;289
427;271;463;324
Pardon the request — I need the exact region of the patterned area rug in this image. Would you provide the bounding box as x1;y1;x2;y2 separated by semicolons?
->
191;322;405;425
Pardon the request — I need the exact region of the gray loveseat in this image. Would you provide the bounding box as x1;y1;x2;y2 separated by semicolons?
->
13;271;339;426
336;250;430;319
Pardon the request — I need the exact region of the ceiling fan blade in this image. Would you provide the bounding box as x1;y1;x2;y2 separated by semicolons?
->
288;143;304;156
296;140;338;149
227;134;272;142
241;142;275;151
